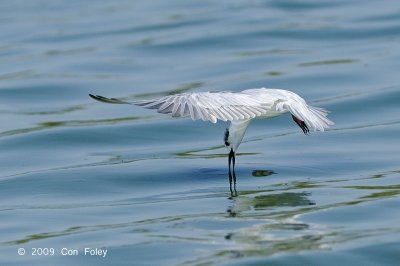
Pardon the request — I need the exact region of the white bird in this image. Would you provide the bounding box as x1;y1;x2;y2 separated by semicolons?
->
90;88;333;195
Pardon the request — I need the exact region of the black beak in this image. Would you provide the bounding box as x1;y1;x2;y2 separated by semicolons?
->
228;148;237;196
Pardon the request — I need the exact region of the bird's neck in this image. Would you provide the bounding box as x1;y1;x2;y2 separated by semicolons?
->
228;119;252;152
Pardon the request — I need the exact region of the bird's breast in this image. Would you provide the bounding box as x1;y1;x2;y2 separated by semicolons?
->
226;119;252;151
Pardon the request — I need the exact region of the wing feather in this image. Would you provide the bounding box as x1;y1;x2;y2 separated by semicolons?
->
130;91;275;123
90;88;333;128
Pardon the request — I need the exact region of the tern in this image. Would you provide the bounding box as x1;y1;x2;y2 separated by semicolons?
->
90;88;333;195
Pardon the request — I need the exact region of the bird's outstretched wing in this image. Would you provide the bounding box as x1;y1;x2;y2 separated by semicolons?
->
134;91;279;123
91;92;275;123
90;88;334;131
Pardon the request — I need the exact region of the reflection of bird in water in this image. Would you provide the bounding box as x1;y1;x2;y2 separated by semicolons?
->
90;88;334;195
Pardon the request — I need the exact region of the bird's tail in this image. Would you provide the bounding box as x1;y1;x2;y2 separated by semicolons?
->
282;101;334;132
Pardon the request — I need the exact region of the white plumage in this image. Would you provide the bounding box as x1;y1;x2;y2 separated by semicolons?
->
90;87;334;195
132;88;333;131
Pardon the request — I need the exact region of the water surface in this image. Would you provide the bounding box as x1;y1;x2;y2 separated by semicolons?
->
1;0;400;265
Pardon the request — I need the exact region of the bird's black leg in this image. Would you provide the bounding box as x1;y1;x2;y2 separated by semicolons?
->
228;149;237;197
228;150;233;195
232;150;237;196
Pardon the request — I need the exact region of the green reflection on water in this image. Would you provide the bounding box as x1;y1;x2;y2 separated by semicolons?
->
176;144;258;159
298;59;357;67
265;71;284;76
234;48;306;57
252;170;275;177
19;105;85;115
252;192;315;209
0;116;145;138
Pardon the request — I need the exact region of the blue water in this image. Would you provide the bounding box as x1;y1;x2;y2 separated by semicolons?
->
1;0;400;265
